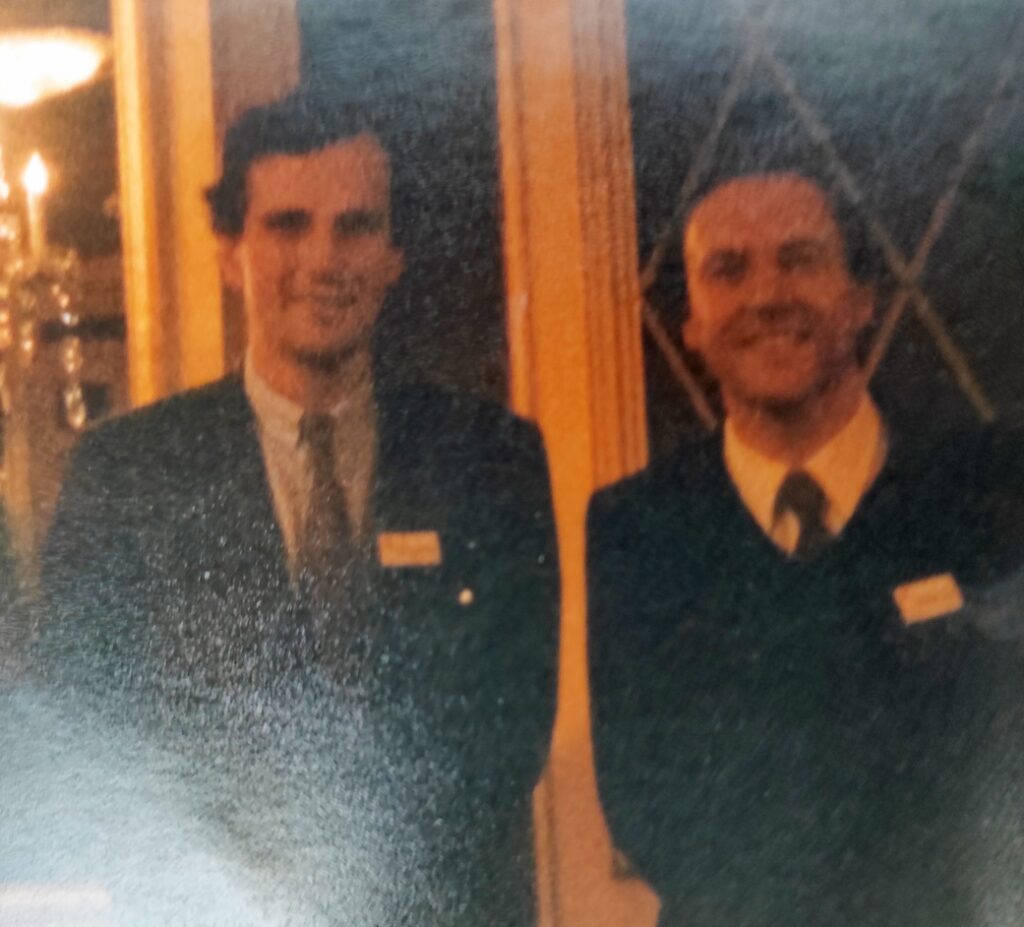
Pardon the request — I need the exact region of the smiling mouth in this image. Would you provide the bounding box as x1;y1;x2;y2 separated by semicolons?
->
291;292;360;311
736;327;814;349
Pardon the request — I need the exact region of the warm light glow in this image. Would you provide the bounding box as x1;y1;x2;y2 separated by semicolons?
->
0;29;110;109
21;153;48;197
0;146;9;202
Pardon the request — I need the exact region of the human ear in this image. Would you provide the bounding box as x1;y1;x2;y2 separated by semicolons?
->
216;237;245;292
682;312;703;353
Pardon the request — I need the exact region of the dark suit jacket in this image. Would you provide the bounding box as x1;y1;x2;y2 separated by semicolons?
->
587;425;1024;927
37;375;559;926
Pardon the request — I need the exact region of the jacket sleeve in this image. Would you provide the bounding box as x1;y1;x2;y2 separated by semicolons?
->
33;428;153;701
585;484;671;889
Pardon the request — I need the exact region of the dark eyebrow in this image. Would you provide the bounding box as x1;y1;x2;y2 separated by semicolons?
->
701;248;748;281
335;209;388;236
777;237;827;269
262;209;311;234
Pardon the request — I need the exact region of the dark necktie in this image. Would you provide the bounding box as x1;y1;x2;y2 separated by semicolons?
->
773;470;831;561
297;413;353;594
295;415;380;687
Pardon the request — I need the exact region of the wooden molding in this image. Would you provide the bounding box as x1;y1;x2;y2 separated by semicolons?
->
495;0;654;924
111;0;166;404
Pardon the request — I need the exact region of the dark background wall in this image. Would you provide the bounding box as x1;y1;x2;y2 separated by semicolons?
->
627;0;1024;457
298;0;507;401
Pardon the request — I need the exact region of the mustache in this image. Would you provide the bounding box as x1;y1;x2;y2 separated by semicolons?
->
718;301;821;347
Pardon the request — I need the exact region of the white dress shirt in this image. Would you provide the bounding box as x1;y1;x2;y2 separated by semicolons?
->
244;355;377;569
723;395;887;555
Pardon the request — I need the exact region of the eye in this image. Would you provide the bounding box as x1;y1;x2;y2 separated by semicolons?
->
263;210;311;236
777;240;826;272
702;250;748;283
335;210;387;236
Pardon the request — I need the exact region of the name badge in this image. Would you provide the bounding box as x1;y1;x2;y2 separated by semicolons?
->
377;531;442;568
893;573;964;625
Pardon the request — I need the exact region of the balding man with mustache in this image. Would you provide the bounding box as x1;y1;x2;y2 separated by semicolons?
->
586;173;1024;926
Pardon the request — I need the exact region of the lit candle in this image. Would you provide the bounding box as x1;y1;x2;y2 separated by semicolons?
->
22;152;49;257
0;145;10;203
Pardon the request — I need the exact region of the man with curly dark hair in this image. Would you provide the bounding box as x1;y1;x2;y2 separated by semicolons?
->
37;93;559;926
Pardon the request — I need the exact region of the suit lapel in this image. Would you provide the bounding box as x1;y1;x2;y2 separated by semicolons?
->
371;387;449;537
203;377;291;589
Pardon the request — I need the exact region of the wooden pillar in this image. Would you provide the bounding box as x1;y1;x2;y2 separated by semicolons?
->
494;1;657;924
111;0;299;405
112;0;223;404
111;0;165;404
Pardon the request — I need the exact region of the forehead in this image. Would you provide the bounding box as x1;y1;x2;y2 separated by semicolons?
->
685;177;842;258
245;135;391;215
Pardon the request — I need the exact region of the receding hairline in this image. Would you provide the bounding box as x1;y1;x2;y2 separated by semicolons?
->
684;172;840;258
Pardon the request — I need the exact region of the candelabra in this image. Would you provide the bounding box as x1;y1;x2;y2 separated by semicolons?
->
0;23;115;574
0;195;96;571
0;241;89;432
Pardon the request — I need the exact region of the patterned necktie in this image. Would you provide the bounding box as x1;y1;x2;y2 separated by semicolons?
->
297;413;353;594
773;470;831;560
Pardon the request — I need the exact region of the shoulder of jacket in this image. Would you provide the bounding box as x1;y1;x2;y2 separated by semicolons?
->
589;432;721;523
71;375;247;467
379;381;542;453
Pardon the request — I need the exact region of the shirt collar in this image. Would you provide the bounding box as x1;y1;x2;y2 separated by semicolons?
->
244;353;303;448
723;394;887;539
243;352;377;449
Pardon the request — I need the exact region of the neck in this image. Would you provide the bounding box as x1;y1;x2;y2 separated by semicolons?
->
251;343;374;412
725;371;868;465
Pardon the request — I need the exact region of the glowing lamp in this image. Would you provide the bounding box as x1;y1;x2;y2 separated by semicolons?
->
0;29;111;109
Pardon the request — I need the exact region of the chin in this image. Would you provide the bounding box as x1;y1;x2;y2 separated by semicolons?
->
286;330;365;365
291;324;371;357
728;369;816;401
730;375;823;411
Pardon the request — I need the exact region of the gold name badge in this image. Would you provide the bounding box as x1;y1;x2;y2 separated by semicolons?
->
377;531;443;568
893;573;964;625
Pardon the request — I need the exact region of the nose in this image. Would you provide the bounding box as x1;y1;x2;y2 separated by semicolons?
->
296;223;345;279
748;256;789;307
